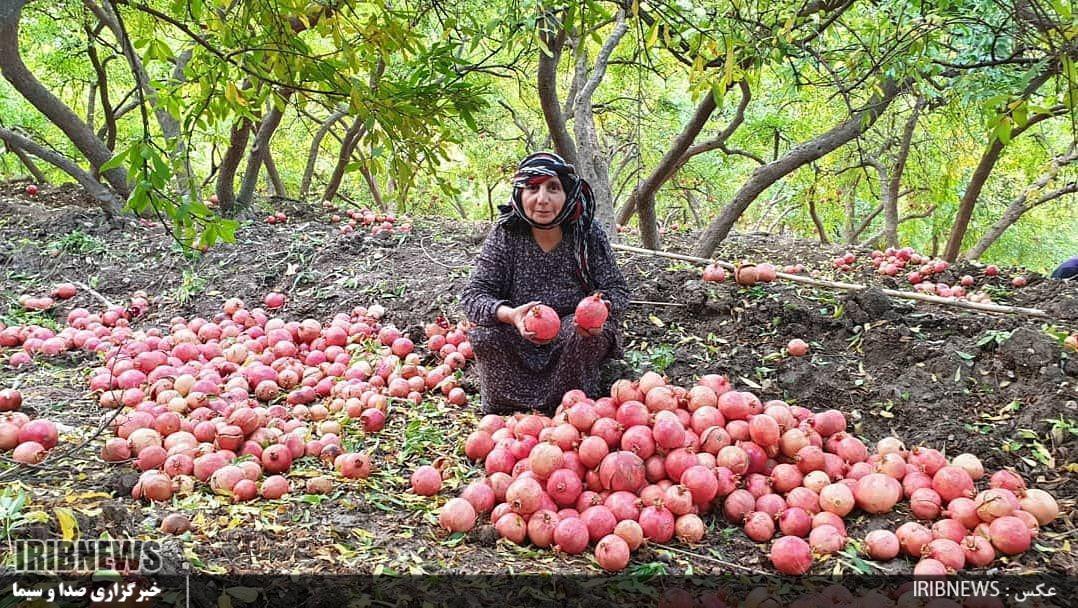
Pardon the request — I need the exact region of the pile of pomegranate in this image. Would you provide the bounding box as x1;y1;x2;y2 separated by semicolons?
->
701;263;778;286
0;292;475;502
439;372;1058;574
328;207;413;237
0;388;60;465
836;248;1022;301
422;317;475;380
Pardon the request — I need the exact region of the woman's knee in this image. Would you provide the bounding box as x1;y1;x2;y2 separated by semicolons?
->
467;324;515;357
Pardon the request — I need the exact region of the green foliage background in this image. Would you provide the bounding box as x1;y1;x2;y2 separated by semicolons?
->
0;0;1074;272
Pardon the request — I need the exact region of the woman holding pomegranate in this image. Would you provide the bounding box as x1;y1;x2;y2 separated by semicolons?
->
461;152;629;415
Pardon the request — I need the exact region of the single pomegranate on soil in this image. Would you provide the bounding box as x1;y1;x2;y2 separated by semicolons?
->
160;513;191;535
411;465;443;496
439;498;477;533
595;534;631;571
702;264;726;282
786;339;809;357
770;536;812;574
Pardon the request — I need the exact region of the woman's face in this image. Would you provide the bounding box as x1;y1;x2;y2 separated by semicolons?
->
521;176;566;225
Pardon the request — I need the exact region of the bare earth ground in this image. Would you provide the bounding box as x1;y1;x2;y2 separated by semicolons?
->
0;178;1075;579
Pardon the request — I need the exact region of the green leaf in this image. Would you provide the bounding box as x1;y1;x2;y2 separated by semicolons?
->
224;587;260;603
645;21;659;48
993;120;1012;145
99;145;132;173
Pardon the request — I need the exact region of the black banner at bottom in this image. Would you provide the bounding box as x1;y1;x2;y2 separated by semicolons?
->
1;574;1074;607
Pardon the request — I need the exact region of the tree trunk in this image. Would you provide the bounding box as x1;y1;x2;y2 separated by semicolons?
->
264;149;286;197
965;144;1078;259
808;195;829;244
626;92;717;248
534;11;625;237
356;150;385;211
693;79;905;257
884;97;922;248
570;13;627;237
300;107;347;199
941;84;1060;261
86;82;96;131
0;128;121;216
322;117;367;202
617;80;751;227
236;93;290;209
3;139;48;183
941;141;1004;261
684;190;702;228
88;37;118;151
0;0;128;196
215;119;253;215
850;204;883;243
536;17;577;164
843;174;862;243
85;0;181;143
572;92;616;236
321;60;382;203
396;178;412;215
86;0;193;194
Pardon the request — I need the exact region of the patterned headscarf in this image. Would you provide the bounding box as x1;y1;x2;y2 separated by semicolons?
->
499;152;597;291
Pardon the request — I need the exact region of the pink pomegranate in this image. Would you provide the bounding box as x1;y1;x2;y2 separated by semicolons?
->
553;517;589;554
524;305;560;341
598;451;646;493
12;441;46;464
411;465;443;496
854;473;902;514
575;294;609;330
439;498;477;533
770;536;812;574
17;419;58;450
261;444;293;474
336;453;372;479
261;475;290;499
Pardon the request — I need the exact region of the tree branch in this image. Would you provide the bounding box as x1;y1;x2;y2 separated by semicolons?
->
0;127;121;216
576;9;627;107
536;13;577;163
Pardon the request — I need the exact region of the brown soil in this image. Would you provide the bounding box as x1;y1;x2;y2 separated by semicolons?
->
1;185;1075;578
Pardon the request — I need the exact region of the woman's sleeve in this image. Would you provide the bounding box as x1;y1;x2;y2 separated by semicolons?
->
588;225;630;322
460;225;512;327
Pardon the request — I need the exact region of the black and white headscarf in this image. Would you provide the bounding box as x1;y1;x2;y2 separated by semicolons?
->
499;152;597;291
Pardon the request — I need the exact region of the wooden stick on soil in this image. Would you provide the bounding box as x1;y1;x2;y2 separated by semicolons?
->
71;281;116;309
629;299;686;307
612;243;1051;318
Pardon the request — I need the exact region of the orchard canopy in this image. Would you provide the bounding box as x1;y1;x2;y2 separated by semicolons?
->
1;0;1075;268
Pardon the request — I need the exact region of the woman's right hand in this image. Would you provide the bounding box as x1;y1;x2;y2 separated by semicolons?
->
497;301;554;345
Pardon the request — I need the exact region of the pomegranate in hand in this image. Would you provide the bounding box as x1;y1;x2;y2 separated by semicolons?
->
524;305;560;341
574;294;609;331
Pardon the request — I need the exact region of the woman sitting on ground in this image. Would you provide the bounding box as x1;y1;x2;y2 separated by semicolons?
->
460;152;630;416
